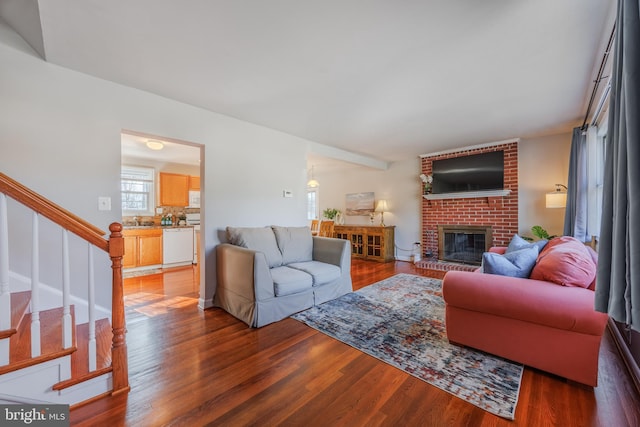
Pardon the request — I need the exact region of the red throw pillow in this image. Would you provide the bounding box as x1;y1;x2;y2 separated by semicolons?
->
529;236;597;288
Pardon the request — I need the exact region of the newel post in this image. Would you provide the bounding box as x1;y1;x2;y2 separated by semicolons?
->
108;222;130;395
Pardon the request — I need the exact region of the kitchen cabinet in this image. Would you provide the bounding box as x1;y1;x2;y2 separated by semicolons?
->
334;225;395;263
159;172;189;206
189;175;200;190
123;234;137;269
123;228;163;269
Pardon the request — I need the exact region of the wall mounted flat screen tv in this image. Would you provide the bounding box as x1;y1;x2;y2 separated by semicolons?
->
431;151;504;194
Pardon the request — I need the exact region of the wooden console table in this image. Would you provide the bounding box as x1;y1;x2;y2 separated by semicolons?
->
334;225;395;263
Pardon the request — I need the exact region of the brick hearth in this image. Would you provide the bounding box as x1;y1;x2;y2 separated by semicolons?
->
421;141;518;260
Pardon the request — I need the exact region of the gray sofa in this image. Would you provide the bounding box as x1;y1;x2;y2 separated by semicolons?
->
214;225;352;327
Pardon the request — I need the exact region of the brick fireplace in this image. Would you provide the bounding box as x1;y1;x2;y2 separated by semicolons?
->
438;225;492;265
421;141;518;261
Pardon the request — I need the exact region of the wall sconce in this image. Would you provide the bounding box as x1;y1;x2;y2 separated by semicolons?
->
307;165;319;188
546;184;567;208
375;200;389;226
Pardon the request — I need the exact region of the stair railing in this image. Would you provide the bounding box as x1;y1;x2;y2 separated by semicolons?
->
0;193;9;359
0;172;129;395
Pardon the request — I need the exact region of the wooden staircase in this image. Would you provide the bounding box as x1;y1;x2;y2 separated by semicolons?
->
0;172;128;406
0;291;113;383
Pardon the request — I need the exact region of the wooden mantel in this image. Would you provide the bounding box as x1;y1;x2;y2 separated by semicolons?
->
423;189;511;200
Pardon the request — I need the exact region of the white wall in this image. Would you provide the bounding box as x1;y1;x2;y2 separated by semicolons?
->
0;21;311;309
518;133;572;238
314;158;422;261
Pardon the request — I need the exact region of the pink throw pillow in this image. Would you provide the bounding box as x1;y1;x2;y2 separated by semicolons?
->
529;236;596;288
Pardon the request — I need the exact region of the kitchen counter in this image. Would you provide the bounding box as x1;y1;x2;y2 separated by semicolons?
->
123;225;194;230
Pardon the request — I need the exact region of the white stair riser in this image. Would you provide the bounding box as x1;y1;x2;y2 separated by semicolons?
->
0;356;111;405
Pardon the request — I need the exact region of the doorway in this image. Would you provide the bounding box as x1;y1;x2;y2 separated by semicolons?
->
120;131;203;299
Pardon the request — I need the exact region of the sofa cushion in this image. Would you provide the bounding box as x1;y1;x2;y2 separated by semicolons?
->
271;226;313;264
227;226;283;268
506;234;548;254
530;236;596;288
482;246;539;278
270;266;313;296
288;261;341;286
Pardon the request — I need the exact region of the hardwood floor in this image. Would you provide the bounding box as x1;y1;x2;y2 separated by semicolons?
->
71;260;640;426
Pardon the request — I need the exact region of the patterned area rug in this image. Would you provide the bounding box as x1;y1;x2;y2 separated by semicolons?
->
292;273;523;419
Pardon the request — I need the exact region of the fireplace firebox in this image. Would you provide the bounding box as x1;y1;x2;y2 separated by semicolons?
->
437;225;492;265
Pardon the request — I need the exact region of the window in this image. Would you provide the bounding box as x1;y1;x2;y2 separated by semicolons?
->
307;188;318;220
586;123;607;238
121;166;155;214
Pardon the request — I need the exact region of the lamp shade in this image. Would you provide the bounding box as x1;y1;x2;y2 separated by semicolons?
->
375;200;388;226
546;191;567;208
375;200;388;212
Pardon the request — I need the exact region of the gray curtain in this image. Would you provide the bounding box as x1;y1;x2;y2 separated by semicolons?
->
563;127;589;241
595;0;640;332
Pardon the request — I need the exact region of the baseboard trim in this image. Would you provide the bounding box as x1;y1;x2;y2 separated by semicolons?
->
198;297;213;310
607;318;640;395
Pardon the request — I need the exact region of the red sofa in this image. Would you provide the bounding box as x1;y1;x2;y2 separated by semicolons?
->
442;238;609;386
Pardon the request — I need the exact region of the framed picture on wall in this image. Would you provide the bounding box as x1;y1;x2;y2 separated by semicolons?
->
345;192;375;216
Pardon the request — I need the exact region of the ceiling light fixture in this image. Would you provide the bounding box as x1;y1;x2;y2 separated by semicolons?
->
307;165;319;188
146;140;164;150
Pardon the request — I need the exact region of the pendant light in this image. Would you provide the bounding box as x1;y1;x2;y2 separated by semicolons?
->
307;165;319;188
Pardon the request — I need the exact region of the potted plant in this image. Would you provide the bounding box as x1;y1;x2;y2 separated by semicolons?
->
420;174;433;194
522;225;558;241
323;208;340;220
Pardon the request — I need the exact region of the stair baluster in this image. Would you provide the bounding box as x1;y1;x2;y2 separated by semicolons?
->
0;193;9;365
62;230;72;349
88;245;96;372
31;212;41;357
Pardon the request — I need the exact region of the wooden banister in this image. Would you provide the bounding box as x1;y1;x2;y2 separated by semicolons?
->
0;173;129;397
0;173;107;251
108;223;129;395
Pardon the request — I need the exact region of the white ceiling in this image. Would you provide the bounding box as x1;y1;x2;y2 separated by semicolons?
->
0;0;615;166
121;133;200;166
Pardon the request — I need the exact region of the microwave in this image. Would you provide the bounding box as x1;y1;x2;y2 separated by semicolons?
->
188;190;200;208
